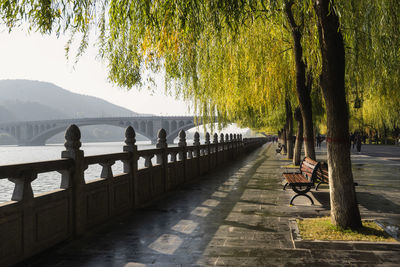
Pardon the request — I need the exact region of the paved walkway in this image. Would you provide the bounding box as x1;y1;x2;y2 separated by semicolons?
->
22;143;400;266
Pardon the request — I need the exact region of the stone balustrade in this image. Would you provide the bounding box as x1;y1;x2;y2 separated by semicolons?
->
0;124;268;267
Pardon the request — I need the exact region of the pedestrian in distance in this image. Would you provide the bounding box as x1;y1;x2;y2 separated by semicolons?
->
356;134;362;152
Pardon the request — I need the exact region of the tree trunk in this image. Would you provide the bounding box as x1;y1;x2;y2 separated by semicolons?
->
286;99;294;159
383;123;388;144
285;1;316;160
282;128;287;154
293;107;303;165
315;0;362;229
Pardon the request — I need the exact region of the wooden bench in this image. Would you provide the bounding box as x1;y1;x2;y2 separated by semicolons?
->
283;157;320;205
314;161;358;190
276;143;282;153
276;143;286;154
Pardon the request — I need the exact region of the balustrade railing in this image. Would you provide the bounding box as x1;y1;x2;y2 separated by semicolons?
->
0;124;269;267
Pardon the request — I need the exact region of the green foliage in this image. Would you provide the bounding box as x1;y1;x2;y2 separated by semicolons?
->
338;0;400;136
0;1;298;132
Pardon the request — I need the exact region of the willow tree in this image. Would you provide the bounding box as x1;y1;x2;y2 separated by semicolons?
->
361;94;400;142
341;0;400;143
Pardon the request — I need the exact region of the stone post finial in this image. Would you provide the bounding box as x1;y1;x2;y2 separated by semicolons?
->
178;129;187;147
156;128;167;164
230;133;233;141
64;124;81;151
193;132;200;146
213;133;218;144
239;134;242;141
220;133;224;143
125;126;136;147
178;129;187;161
234;134;237;141
225;133;229;142
157;128;167;148
205;132;210;145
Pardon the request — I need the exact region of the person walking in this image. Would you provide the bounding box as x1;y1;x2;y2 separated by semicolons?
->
350;133;355;149
356;134;362;152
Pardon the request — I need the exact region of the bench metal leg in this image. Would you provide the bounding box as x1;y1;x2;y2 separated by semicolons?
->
315;181;322;191
283;182;288;190
290;193;314;205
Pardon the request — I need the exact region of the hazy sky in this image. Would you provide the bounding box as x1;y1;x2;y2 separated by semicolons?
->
0;28;191;116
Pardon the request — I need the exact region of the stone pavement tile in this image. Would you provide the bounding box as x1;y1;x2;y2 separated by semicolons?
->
374;250;400;262
197;248;314;266
221;238;283;248
307;248;400;265
196;256;283;266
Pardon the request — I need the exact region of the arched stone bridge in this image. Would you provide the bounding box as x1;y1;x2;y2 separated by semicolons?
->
0;116;207;146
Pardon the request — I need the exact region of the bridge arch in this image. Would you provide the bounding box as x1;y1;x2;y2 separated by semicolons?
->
29;122;154;146
171;121;177;132
0;127;19;144
162;120;170;134
147;121;153;137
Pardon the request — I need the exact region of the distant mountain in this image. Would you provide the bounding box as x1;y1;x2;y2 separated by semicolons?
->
0;99;67;121
0;79;148;144
0;79;139;122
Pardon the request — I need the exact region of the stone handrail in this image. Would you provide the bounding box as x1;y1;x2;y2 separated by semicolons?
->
0;159;73;179
0;125;269;267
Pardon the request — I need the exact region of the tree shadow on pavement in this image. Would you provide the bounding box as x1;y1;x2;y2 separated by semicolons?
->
312;191;331;209
357;192;400;214
312;190;400;215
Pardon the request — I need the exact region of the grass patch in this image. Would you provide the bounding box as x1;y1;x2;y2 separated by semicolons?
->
297;217;397;242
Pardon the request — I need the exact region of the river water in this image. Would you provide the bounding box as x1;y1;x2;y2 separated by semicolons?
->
0;141;157;203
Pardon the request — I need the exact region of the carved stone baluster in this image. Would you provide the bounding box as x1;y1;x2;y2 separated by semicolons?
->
205;132;211;171
8;171;37;201
170;152;177;162
240;134;244;152
213;133;219;164
229;133;233;157
100;160;115;179
178;129;187;181
205;132;210;155
178;130;186;161
193;132;200;157
233;134;237;156
123;126;137;172
220;133;224;152
7;170;37;255
156;128;167;164
144;155;153;167
58;169;71;189
213;133;218;153
226;133;230;151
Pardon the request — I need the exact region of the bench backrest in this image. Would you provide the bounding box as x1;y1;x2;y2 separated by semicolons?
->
300;157;320;182
315;162;329;183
